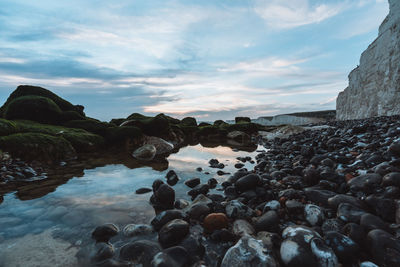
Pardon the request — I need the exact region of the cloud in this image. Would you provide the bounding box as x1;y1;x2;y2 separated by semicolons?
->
254;0;345;29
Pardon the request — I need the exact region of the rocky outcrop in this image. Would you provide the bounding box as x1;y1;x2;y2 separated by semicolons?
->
336;0;400;120
254;110;335;126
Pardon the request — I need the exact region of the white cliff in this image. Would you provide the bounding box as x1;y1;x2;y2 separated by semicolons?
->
336;0;400;120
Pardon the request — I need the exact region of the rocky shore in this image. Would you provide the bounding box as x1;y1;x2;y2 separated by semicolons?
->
86;115;400;267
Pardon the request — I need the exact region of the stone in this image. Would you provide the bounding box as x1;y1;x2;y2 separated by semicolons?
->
91;223;119;243
304;204;325;226
225;200;255;219
336;0;400;120
203;213;229;232
151;209;186;231
188;184;209;199
144;136;174;155
91;243;114;263
135;187;152;194
235;174;260;192
119;240;161;266
154;184;175;210
132;144;156;161
382;172;400;186
324;231;360;264
166;170;179;186
158;219;189;248
123;224;154;237
310;237;339;267
232;219;255;237
188;204;211;220
337;203;366;223
151;246;190;267
360;213;389;232
328;194;365;210
367;229;400;266
227;131;251;143
184;177;200;188
347;173;382;192
179;235;205;263
263;200;281;212
254;210;279;232
221;236;277;267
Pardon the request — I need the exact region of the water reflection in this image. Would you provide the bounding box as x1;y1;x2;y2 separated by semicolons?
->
0;143;261;266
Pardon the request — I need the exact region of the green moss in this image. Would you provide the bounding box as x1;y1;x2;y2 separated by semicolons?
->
0;85;84;116
123;113;171;138
197;125;227;138
220;122;260;134
109;118;126;126
235;117;251;123
127;113;151;120
199;122;211;127
181;117;197;126
0;119;17;136
214;120;228;127
0;132;76;162
4;96;63;124
63;119;112;136
104;126;143;144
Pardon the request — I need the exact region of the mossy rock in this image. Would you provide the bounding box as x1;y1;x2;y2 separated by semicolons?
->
122;114;171;138
220;122;260;134
127;113;151;121
181;117;197;127
0;119;17;136
63;119;112;136
235;117;251;123
0;133;76;162
213;120;226;126
4;96;64;124
179;125;199;136
197;125;227;140
161;114;181;125
199;122;211;127
0;85;84;117
109;118;126;126
104;126;143;144
11;120;104;152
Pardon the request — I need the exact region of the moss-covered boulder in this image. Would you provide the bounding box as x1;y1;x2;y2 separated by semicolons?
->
0;133;76;162
63;119;112;136
235;117;251;123
0;85;84;117
213;120;226;127
181;117;197;127
104;126;143;144
122;114;171;138
197;125;227;140
0;118;17;136
199;122;211;127
220;122;260;135
3;96;64;124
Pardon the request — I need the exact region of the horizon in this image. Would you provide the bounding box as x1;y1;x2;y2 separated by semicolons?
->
0;0;389;121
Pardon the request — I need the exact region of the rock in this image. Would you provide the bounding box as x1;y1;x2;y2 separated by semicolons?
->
347;173;382;192
133;144;157;161
310;237;339;267
209;159;224;169
365;195;396;222
382;172;400;186
188;184;209;199
227;131;250;143
328;194;365;210
263;200;281;212
144;136;174;155
166;170;179;186
184;178;200;188
123;224;154;237
336;0;400;120
235;163;244;169
321;219;345;234
91;243;114;262
151;246;190;267
285;200;304;214
235;174;260;192
324;231;360;264
179;235;205;263
119;240;161;266
136;187;152;194
256;232;280;250
221;236;277;267
158;219;190;248
304;204;325;226
305;189;336;207
225;200;255;219
188;204;210;221
151;210;186;231
232;219;255;237
92;223;119;243
388;142;400;156
337;203;366;223
342;223;366;245
303;167;320;185
367;229;400;266
153;184;175;210
360;213;389;232
203;213;229;232
254;211;279;232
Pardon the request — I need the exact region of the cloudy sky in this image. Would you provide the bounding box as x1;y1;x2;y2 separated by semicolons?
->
0;0;388;121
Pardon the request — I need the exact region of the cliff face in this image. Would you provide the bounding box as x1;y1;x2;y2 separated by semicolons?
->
336;0;400;120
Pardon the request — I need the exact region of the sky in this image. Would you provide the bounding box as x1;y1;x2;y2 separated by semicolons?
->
0;0;389;121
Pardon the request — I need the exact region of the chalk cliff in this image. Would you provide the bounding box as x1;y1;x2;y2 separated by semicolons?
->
336;0;400;120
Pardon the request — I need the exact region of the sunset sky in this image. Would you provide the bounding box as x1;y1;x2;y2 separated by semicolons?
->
0;0;388;121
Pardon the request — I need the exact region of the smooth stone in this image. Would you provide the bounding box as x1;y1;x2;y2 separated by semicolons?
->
225;200;255;219
285;200;304;214
324;231;360;264
365;195;396;222
342;223;365;245
254;210;279;232
328;194;365;210
367;229;400;266
135;187;152;194
382;172;400;187
151;210;186;231
188;184;209;199
221;236;277;267
232;219;255;237
151;246;190;267
188;204;211;221
360;213;389;232
303;167;320;185
235;163;245;169
132;144;157;161
119;240;161;266
256;231;280;250
321;219;345;234
158;219;189;248
360;262;379;267
179;235;205;263
304;204;325;226
92;223;119;243
203;213;228;233
337;203;366;223
144;136;174;155
235;174;260;192
154;184;175;210
174;199;190;209
263;200;281;212
304;189;336;207
310;237;339;267
91;243;114;262
123;224;154;237
347;173;382;192
166;170;179;186
184;178;200;188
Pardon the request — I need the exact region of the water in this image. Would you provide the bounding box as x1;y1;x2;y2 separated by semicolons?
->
0;144;263;266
